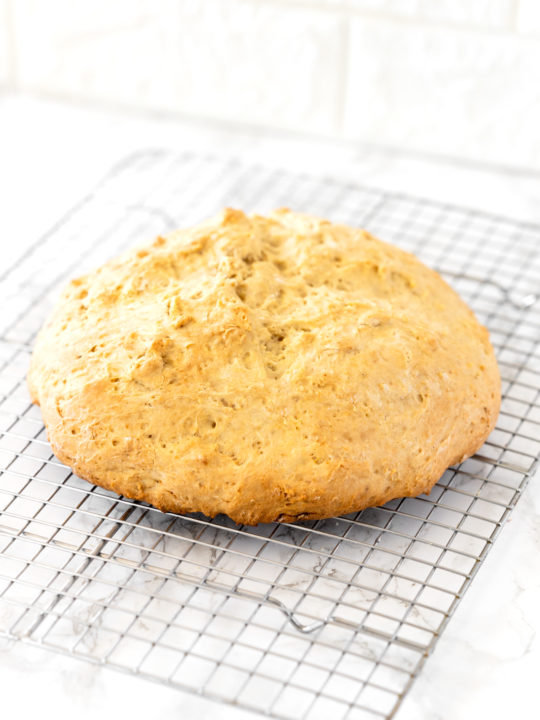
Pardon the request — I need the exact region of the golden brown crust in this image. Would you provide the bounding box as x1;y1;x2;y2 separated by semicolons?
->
28;209;500;525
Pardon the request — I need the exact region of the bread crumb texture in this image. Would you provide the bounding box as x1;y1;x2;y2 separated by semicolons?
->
28;209;500;524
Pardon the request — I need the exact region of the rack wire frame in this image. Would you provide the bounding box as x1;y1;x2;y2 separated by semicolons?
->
1;150;539;720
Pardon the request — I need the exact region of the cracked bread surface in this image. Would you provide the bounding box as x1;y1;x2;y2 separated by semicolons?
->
28;208;500;524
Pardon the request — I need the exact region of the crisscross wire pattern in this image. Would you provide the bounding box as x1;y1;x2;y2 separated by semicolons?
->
1;151;539;720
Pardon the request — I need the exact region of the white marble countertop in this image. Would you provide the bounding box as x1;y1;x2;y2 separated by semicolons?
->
1;94;539;720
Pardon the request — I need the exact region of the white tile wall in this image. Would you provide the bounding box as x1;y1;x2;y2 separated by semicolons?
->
413;0;515;28
0;0;13;87
344;15;540;168
11;0;196;112
5;0;540;169
286;0;515;30
517;0;540;36
167;1;345;135
11;0;345;135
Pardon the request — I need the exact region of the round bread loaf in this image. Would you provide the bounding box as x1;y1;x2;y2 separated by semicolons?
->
28;209;500;524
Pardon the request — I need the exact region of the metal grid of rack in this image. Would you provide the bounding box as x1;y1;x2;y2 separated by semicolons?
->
1;150;539;719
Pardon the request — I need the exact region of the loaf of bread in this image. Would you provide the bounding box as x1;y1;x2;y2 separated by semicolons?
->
28;209;500;524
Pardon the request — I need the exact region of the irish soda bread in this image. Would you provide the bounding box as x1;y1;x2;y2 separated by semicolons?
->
28;209;500;524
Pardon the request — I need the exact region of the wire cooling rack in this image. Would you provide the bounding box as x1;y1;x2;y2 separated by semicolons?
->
1;150;539;720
